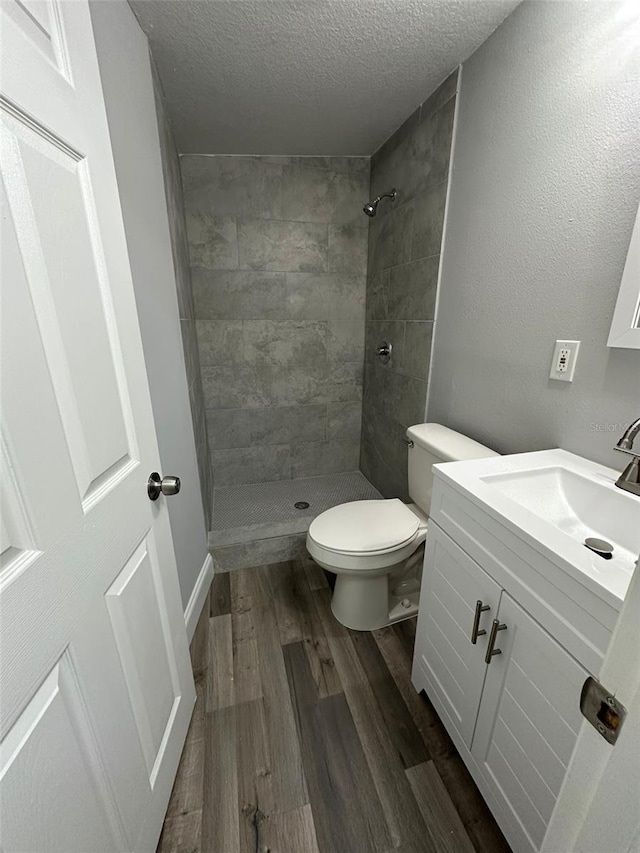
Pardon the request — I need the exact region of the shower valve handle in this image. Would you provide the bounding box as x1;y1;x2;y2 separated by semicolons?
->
377;342;392;364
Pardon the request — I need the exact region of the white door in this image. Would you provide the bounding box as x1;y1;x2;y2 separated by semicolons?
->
472;594;589;853
412;526;501;746
0;1;195;850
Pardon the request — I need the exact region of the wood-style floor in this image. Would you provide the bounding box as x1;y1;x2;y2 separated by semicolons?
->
157;557;512;853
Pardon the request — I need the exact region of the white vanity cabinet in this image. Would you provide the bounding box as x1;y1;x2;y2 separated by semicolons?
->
412;473;616;853
414;527;502;746
470;592;588;850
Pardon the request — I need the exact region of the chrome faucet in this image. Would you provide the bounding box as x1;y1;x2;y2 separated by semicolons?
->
614;417;640;496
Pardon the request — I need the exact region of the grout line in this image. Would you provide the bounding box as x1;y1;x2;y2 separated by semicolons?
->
186;213;368;229
205;402;352;414
178;152;371;162
190;267;367;277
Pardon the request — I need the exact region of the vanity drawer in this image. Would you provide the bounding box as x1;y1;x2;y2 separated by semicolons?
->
429;478;617;675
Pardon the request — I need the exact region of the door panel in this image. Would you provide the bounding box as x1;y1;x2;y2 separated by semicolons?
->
1;434;39;566
106;536;181;782
496;687;568;796
491;715;557;821
3;111;136;506
497;646;580;768
0;0;194;848
472;594;588;851
1;174;79;556
0;659;124;853
2;0;72;82
478;734;548;848
413;525;501;746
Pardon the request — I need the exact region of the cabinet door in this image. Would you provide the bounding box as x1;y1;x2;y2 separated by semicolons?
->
472;594;589;853
413;525;502;746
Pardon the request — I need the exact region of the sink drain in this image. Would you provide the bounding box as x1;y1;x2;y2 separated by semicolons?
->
584;537;614;560
294;501;310;510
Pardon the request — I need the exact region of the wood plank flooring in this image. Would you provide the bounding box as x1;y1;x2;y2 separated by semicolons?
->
157;558;512;853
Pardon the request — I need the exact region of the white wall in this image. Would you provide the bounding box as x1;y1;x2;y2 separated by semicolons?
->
90;0;209;613
428;1;640;468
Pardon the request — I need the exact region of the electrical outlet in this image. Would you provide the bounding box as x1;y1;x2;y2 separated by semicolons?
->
550;340;580;382
556;347;571;373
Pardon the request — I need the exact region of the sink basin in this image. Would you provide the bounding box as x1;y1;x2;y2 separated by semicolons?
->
433;449;640;606
479;465;638;560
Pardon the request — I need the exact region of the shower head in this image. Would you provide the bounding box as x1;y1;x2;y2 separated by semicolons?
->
363;188;397;217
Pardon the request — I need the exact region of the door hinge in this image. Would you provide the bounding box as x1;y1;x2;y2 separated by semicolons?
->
580;676;627;745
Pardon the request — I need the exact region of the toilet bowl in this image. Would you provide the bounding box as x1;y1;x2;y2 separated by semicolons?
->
306;423;499;630
307;498;428;630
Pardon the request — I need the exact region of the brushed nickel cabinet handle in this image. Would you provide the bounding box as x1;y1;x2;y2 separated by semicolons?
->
484;618;507;664
471;600;490;644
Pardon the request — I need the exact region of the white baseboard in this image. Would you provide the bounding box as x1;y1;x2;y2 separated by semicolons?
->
184;553;213;643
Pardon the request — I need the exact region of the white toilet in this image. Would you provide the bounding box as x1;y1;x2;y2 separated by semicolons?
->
306;423;499;630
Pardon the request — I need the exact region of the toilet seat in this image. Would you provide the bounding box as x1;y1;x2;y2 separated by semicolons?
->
308;499;422;556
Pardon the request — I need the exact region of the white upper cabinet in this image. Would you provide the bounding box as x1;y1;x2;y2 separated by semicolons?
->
608;204;640;348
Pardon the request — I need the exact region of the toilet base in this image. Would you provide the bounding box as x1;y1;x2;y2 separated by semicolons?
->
331;572;389;631
328;546;424;631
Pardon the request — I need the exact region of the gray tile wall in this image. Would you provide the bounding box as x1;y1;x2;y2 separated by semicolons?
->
153;68;213;524
181;155;370;488
361;71;459;499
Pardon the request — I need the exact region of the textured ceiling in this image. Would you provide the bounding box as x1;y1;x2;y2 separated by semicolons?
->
130;0;520;155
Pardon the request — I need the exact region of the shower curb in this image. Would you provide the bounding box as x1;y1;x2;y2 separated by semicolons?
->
210;532;307;573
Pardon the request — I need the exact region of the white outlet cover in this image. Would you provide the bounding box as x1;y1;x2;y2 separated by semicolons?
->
550;340;581;382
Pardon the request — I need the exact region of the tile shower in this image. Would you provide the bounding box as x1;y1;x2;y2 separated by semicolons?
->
362;71;458;499
178;72;458;569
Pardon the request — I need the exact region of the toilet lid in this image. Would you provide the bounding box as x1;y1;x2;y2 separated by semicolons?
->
308;499;420;554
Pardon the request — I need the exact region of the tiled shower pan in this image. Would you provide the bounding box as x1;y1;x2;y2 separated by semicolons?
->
209;471;381;572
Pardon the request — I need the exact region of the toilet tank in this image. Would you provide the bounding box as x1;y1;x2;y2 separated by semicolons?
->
406;423;499;516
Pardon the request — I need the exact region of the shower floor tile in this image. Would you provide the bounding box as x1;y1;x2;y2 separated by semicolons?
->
210;471;381;547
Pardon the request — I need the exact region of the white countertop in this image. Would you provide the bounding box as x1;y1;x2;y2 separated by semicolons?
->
433;449;640;609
